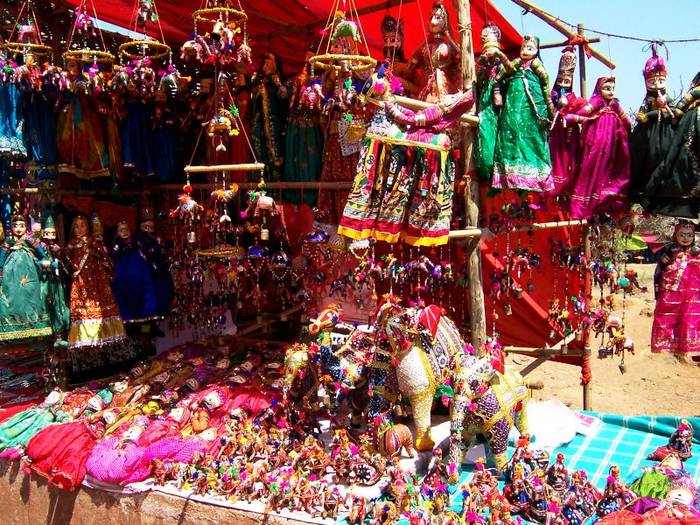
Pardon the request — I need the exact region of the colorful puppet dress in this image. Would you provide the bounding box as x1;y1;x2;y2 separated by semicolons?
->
25;84;58;180
250;77;287;182
492;59;554;192
57;81;111;179
567;78;631;219
628;95;676;206
111;236;157;323
651;248;700;355
339;90;473;246
121;98;154;177
474;55;503;182
136;231;173;318
547;89;586;197
64;235;132;371
0;238;52;341
0;80;27;157
646;82;700;218
151;105;178;182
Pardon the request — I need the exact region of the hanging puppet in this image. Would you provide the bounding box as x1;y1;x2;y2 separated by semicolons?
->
547;45;586;196
406;1;459;102
0;214;52;341
565;76;631;219
41;213;70;337
135;206;173;319
250;53;288;182
492;35;554;192
629;45;676;205
338;65;474;246
283;49;322;207
64;215;137;375
651;221;700;357
474;24;509;182
645;72;700;218
380;14;415;96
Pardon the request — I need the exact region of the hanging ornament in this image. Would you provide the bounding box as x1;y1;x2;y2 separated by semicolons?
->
62;0;115;70
5;0;52;64
190;0;251;66
119;0;171;64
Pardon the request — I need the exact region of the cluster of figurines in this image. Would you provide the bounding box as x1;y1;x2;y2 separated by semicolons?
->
475;26;700;221
0;208;172;375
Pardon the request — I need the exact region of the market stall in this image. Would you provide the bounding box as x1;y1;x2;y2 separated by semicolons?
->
0;0;698;523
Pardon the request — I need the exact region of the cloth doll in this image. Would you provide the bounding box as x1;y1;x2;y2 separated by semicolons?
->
0;214;52;341
250;53;288;182
111;220;158;322
151;89;178;182
380;14;416;96
406;1;460;102
338;66;474;246
41;213;70;336
283;50;322;207
492;34;554;192
645;72;700;218
475;24;510;183
547;46;586;196
565;76;631;219
64;215;136;374
651;221;700;357
57;59;113;179
135;207;173;319
629;45;677;205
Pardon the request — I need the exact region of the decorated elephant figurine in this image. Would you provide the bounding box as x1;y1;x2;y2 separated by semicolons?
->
367;296;466;451
447;349;531;479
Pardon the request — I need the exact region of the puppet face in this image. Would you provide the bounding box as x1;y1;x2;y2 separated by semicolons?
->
600;80;616;100
73;217;88;237
675;224;695;246
383;32;402;52
42;228;56;241
429;7;447;34
140;220;155;234
520;39;538;60
556;75;573;90
11;218;27;238
262;55;277;77
117;222;131;240
645;73;666;92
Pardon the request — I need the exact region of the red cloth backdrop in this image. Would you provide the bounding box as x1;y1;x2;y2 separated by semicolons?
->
60;0;522;72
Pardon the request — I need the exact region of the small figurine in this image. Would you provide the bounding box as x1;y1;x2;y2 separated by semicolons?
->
648;419;694;461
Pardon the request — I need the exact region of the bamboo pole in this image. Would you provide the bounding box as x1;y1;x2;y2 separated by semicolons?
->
447;219;589;239
509;0;616;69
393;95;480;127
457;0;487;352
184;163;265;173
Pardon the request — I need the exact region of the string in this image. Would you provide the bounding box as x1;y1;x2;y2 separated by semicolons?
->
389;0;404;71
224;82;259;164
90;0;109;52
415;0;434;75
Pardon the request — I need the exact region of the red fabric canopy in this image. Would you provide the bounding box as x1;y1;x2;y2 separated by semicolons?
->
61;0;521;72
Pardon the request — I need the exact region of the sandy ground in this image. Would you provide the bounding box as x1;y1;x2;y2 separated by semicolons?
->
506;263;700;417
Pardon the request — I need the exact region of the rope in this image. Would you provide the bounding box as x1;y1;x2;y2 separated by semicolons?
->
415;0;434;75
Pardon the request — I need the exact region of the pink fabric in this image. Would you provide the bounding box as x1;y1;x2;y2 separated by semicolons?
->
652;254;700;355
547;92;586;196
569;97;630;219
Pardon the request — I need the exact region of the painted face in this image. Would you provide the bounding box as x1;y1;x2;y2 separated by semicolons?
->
117;222;131;240
383;33;402;51
429;8;447;34
73;217;88;237
42;228;56;241
675;225;695;246
123;425;144;442
67;60;79;75
11;218;27;238
330;38;348;55
557;75;573;90
520;40;538;60
600;80;616;100
140;220;155;234
645;73;666;92
262;55;277;76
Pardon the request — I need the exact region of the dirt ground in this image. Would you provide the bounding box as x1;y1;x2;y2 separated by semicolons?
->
506;263;700;417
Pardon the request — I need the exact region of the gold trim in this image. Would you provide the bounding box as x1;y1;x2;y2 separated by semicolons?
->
119;40;171;61
4;42;52;57
309;53;376;73
0;326;52;341
63;49;115;64
365;132;450;153
193;7;247;24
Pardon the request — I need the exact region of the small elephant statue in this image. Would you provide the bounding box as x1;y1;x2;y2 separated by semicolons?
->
447;349;531;480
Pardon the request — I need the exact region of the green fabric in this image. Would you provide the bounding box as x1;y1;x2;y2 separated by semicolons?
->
629;469;673;499
47;270;70;335
475;78;499;182
283;112;321;206
493;67;552;189
0;242;51;341
621;234;649;252
0;406;64;451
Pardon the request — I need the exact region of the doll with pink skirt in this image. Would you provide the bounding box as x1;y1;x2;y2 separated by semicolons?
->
547;46;586;197
565;76;631;219
651;221;700;358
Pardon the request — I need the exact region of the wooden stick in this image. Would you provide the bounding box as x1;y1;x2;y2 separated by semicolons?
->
509;0;616;69
457;0;487;352
448;219;588;239
393;95;480;127
184;163;265;173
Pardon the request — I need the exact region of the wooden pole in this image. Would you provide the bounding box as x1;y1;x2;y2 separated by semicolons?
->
577;23;593;411
539;36;600;50
457;0;486;352
508;0;616;69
